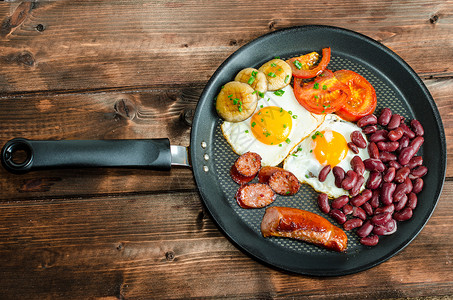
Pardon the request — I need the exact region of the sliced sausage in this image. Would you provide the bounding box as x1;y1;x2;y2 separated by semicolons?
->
235;183;276;208
258;166;284;183
230;164;255;185
268;170;301;196
234;152;262;177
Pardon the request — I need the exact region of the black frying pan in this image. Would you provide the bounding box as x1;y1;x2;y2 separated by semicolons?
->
2;25;446;276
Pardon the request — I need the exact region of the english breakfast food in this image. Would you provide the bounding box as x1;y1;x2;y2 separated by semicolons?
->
261;206;348;252
216;47;427;251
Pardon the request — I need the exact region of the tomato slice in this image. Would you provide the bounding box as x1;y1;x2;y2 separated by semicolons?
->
293;69;351;114
334;70;377;122
286;48;331;79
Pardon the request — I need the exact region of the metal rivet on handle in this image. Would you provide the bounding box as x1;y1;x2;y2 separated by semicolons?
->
203;165;209;172
201;141;207;149
204;154;209;161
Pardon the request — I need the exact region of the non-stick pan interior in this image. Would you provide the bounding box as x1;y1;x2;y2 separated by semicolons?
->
190;25;446;276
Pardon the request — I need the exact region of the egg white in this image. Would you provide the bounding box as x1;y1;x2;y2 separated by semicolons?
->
283;114;370;198
221;85;325;167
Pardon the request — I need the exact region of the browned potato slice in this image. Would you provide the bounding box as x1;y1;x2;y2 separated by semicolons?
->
216;81;258;122
234;68;267;97
258;59;292;91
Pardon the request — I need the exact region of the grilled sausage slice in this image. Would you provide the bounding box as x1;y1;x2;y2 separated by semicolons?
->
261;206;348;252
236;183;276;209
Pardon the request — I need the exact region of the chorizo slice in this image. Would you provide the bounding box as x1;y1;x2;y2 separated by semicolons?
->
230;164;255;185
268;170;300;196
258;166;284;183
235;183;276;209
261;206;348;252
234;152;262;177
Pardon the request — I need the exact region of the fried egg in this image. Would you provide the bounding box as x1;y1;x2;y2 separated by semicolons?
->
283;114;370;198
221;85;325;167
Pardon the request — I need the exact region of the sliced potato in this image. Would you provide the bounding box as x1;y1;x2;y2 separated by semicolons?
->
216;81;258;122
234;68;267;97
258;59;292;91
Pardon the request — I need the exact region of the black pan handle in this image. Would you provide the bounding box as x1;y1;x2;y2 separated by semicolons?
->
1;138;171;174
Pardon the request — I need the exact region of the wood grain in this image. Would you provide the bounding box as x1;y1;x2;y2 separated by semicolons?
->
0;187;451;299
0;0;452;93
0;78;451;201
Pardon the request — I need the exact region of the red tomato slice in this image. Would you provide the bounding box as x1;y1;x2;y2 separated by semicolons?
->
293;69;351;114
334;70;377;122
286;48;331;79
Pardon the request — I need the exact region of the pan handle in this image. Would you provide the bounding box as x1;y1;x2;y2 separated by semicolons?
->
1;138;171;174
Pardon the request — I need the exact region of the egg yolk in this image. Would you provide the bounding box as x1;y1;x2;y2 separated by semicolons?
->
312;130;348;166
250;106;292;145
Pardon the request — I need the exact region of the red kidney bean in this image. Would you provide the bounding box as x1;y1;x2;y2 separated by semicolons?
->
394;166;410;183
398;136;424;165
377;141;399;152
378;108;392;126
412;178;423;194
407;192;418;210
329;209;347;224
406;156;423;169
379;151;397;162
360;235;379;246
397;135;410;153
318;165;331;182
368;142;380;159
388;127;404;141
410;119;424;136
350;175;365;197
343;218;363;231
351;131;367;148
350;189;372;207
405;177;413;193
372;212;392;226
400;122;416;139
357;114;378;127
369;129;388;143
351;156;365;176
341;170;358;191
393;207;413;221
342;204;353;215
373;219;397;236
393;178;412;202
362;202;374;216
333;166;345;188
331;195;349;209
388;160;402;169
394;194;408;211
356;220;374;238
363;158;385;172
375;204;395;215
410;166;428;178
383;167;396;183
380;182;396;205
353;206;367;220
362;125;377;135
370;189;380;208
387;114;401;130
317;193;330;214
366;171;382;189
347;142;359;154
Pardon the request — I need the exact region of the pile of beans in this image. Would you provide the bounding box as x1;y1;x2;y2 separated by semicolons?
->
317;108;427;246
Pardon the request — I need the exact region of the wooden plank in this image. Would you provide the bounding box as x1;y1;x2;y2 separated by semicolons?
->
0;0;451;93
0;186;451;299
0;78;451;200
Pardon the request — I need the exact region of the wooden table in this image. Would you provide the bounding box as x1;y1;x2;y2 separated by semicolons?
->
1;1;452;299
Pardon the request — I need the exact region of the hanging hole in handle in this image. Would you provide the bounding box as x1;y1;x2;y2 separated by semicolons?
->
2;139;34;172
